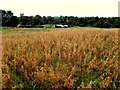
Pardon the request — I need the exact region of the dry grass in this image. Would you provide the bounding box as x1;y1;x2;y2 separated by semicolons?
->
2;28;119;88
0;31;2;89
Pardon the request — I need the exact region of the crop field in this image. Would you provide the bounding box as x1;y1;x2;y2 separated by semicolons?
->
1;27;120;89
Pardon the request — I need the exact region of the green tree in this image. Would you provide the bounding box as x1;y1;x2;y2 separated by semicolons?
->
102;22;112;28
1;10;19;27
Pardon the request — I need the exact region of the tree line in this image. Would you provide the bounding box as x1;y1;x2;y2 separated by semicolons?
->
0;10;120;28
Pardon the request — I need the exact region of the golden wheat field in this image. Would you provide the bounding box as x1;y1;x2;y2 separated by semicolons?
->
1;28;120;89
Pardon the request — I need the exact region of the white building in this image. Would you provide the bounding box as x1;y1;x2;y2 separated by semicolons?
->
53;24;68;28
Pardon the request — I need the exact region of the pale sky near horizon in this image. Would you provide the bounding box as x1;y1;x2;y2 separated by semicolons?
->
0;0;120;17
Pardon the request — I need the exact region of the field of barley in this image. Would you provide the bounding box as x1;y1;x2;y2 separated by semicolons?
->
2;27;120;89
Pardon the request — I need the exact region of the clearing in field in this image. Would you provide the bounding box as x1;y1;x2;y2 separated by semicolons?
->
2;28;119;88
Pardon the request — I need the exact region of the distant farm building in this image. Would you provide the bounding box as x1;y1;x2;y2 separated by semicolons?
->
17;24;21;27
53;24;68;28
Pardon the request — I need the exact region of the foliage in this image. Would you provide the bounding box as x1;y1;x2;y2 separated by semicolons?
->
1;10;19;27
1;10;120;28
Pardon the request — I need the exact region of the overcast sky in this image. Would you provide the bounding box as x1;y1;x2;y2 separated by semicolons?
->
0;0;120;17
